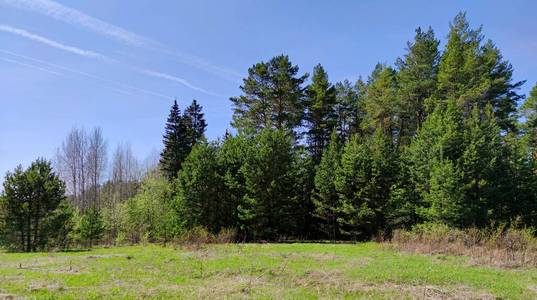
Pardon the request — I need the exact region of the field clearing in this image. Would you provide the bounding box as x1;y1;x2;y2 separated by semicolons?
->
0;243;536;299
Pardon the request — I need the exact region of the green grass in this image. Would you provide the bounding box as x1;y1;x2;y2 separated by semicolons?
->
0;243;536;299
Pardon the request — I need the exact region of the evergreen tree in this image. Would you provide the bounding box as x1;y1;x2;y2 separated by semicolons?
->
238;129;298;240
335;130;396;239
304;64;337;163
313;131;341;239
362;64;399;141
183;99;208;148
521;83;537;149
0;159;69;251
159;100;189;180
334;79;365;141
396;27;440;143
175;142;224;233
405;101;465;224
460;105;502;226
419;159;467;226
230;55;308;135
217;134;251;232
291;147;316;239
405;100;464;198
437;12;523;131
78;206;105;248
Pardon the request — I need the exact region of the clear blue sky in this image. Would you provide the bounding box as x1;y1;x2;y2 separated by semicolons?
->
1;0;536;182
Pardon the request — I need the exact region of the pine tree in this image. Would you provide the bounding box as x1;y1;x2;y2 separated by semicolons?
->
437;12;523;131
396;27;440;143
334;79;364;141
230;55;308;135
362;64;399;141
159;100;188;180
304;64;337;163
0;159;69;251
313;130;341;240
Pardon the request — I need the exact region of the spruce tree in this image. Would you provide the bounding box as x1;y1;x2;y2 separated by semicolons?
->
313;130;341;240
335;130;396;239
159;100;188;180
420;159;467;226
183;99;208;148
304;64;337;163
238;129;298;240
175;142;223;233
78;206;105;248
460;105;502;226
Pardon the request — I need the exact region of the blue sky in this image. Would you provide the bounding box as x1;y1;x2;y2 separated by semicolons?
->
1;0;536;182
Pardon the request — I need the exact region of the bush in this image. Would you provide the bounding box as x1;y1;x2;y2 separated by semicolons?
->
174;227;236;247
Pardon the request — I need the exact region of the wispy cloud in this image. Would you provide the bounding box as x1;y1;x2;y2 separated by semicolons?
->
0;0;242;83
0;25;219;96
140;69;222;97
0;55;62;75
0;24;103;59
0;49;172;101
0;0;148;47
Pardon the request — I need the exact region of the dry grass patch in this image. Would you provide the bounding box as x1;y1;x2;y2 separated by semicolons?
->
390;223;537;268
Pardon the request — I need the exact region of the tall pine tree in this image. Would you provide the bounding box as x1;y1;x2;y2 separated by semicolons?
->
230;55;308;135
305;64;337;163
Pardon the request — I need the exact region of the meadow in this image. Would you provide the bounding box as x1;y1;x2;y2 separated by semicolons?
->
1;243;536;299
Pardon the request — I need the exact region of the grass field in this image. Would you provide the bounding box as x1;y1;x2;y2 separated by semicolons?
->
1;243;536;299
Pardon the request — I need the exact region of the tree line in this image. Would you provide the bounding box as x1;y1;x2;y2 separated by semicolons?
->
2;12;537;250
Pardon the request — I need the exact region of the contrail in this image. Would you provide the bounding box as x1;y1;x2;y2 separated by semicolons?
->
0;0;148;47
0;56;63;75
0;49;172;101
140;69;223;97
0;24;104;59
0;25;220;96
0;0;242;83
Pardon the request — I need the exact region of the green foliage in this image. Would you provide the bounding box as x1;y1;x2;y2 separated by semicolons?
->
304;64;337;162
175;142;225;233
334;79;364;141
437;12;523;131
335;130;396;239
396;26;440;142
362;64;399;139
78;207;105;247
521;83;537;148
230;55;308;135
0;159;71;251
238;129;299;240
120;175;178;243
313;131;341;239
160;99;207;181
159;100;189;180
